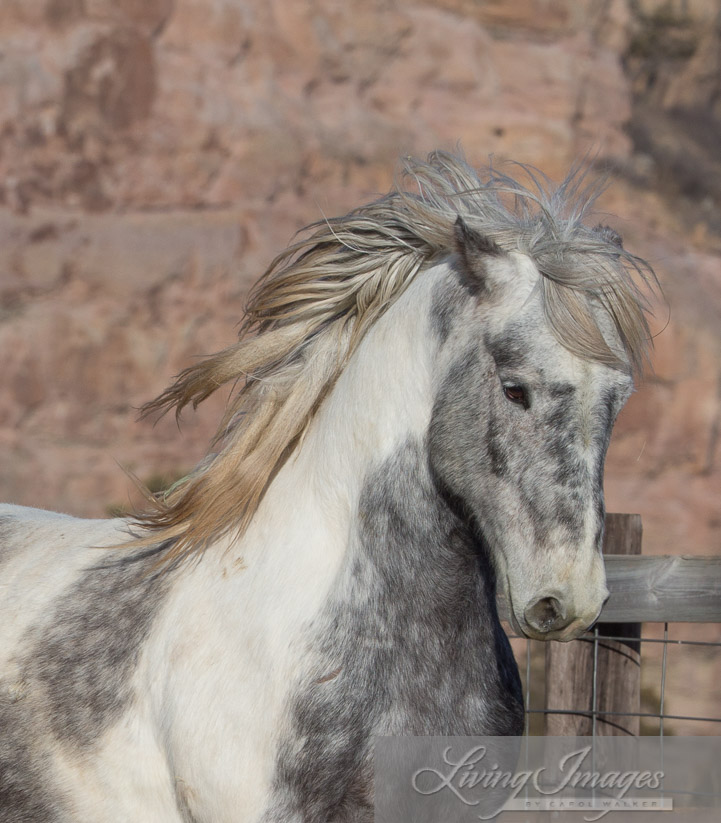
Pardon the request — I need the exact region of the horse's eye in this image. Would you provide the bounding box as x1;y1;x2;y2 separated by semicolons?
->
503;385;529;409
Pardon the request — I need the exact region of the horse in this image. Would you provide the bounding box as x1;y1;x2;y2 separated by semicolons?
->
0;150;655;822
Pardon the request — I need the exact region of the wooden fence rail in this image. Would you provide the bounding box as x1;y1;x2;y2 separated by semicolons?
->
602;554;721;622
497;535;721;624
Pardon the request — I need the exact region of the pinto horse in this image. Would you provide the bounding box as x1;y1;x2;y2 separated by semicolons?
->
0;151;654;822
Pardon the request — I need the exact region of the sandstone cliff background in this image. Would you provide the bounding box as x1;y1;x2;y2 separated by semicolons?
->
2;0;718;554
1;0;720;722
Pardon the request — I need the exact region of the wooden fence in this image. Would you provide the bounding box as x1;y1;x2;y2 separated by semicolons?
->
501;513;721;736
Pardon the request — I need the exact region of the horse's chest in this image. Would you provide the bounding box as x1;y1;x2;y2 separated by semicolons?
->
259;596;522;821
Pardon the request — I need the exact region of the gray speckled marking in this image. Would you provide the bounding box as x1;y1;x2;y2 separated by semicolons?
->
596;388;620;446
591;387;620;548
22;545;173;748
429;341;610;553
433;288;610;554
485;330;530;373
0;513;66;820
486;408;509;478
263;439;523;821
0;691;66;823
544;384;581;485
429;267;473;344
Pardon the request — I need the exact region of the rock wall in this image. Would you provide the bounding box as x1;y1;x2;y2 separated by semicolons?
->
0;0;719;561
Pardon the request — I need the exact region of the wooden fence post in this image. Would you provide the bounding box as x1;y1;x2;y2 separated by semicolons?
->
544;513;642;735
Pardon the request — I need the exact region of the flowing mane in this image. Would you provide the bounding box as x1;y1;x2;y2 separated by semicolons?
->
132;150;656;563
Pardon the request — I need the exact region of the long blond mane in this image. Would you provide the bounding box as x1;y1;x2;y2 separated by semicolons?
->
132;150;656;563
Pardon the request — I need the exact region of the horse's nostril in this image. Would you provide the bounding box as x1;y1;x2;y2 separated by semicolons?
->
524;595;568;634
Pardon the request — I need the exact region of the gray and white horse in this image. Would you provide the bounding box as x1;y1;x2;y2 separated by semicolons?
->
0;151;654;822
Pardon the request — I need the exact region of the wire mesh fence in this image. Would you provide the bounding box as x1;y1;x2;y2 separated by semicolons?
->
509;621;721;737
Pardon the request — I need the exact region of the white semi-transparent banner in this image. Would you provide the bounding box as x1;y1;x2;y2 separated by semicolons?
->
374;737;721;822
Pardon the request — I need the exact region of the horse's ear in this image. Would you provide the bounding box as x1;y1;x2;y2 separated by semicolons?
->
453;216;504;293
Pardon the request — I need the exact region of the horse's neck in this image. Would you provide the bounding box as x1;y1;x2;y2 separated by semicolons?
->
257;439;519;822
342;433;496;622
170;267;444;660
250;341;517;819
242;266;440;561
252;258;504;672
299;275;438;504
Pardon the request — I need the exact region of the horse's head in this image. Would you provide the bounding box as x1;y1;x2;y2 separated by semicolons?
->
429;218;639;641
